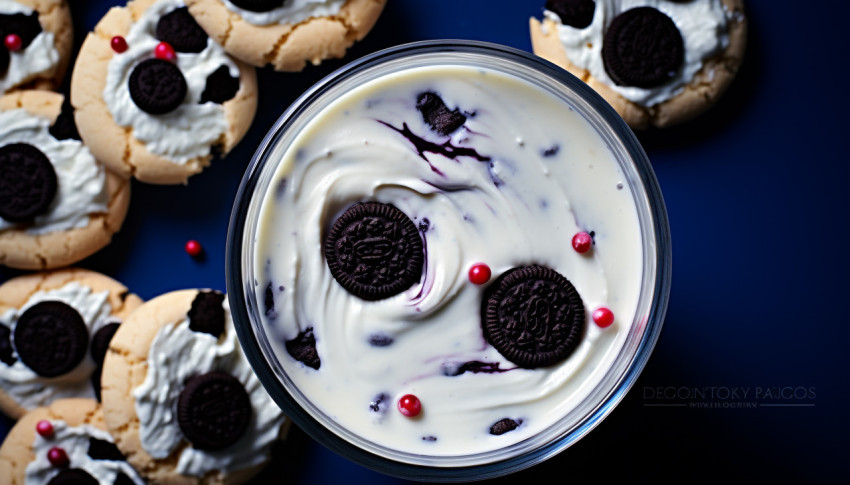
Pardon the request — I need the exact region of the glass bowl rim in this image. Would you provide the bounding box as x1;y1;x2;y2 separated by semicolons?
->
226;39;672;482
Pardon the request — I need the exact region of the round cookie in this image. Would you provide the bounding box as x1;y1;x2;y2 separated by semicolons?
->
0;268;143;419
530;0;747;129
184;0;387;72
101;289;289;484
0;0;73;95
0;398;145;484
0;90;131;270
71;0;258;185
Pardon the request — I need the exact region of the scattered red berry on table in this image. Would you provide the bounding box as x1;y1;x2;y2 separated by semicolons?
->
398;394;422;417
185;240;202;257
35;420;54;438
110;36;128;53
4;34;22;52
47;447;69;468
571;231;593;253
468;263;491;285
593;307;615;328
154;42;176;61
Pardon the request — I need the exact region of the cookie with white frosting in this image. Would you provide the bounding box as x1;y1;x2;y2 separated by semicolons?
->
183;0;387;71
0;90;131;270
100;289;289;484
71;0;258;185
0;0;73;95
0;268;143;420
0;398;145;484
530;0;747;129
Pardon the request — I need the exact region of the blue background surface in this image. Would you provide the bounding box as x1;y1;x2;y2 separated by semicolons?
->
2;0;847;482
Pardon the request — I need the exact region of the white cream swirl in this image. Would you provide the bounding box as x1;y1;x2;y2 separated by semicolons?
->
0;282;114;410
0;0;59;94
25;421;144;485
254;65;644;456
133;297;286;476
544;0;732;106
104;0;238;164
0;109;108;235
223;0;345;26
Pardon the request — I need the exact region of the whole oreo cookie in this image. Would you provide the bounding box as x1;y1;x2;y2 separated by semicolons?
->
47;469;98;485
177;370;252;451
0;143;58;223
482;265;584;368
229;0;283;13
187;290;225;338
602;7;684;88
200;65;240;104
13;301;89;378
128;58;188;115
156;7;209;54
324;202;424;301
545;0;596;29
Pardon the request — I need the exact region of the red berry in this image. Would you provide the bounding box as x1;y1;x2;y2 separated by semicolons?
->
185;240;202;257
397;394;421;417
35;420;54;438
572;232;593;253
110;36;128;53
154;41;176;61
4;34;22;52
47;447;69;468
593;307;615;328
468;263;491;285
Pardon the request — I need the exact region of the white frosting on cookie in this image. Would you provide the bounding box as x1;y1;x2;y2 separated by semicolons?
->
223;0;346;26
103;0;239;164
25;420;145;485
0;282;114;410
133;296;286;477
0;109;108;235
544;0;732;107
0;0;59;94
254;65;643;456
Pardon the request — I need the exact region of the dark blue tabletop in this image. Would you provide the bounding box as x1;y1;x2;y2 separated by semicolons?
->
2;1;847;482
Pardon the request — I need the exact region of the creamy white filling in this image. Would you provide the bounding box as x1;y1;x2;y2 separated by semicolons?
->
0;0;59;94
254;65;644;456
544;0;732;107
25;421;145;485
0;109;108;235
223;0;345;26
133;298;286;476
103;0;238;164
0;282;114;410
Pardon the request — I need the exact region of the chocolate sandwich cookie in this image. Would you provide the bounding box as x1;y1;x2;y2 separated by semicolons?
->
0;399;145;484
71;0;258;185
530;0;748;129
183;0;387;71
482;265;585;368
0;0;73;95
325;202;425;301
101;289;289;484
0;268;143;419
0;90;131;271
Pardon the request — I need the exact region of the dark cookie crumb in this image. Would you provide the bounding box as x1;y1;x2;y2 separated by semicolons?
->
542;145;560;157
200;65;240;104
489;418;522;436
285;327;321;369
263;282;276;318
0;324;15;366
369;393;390;413
418;217;430;232
368;333;394;347
188;291;226;338
416;92;467;136
546;0;596;29
47;469;97;485
87;437;125;461
422;435;438;442
49;98;81;141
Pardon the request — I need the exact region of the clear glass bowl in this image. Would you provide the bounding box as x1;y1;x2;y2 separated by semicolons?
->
226;40;671;481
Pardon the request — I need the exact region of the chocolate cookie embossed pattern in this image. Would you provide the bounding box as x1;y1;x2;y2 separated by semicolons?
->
228;42;671;480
